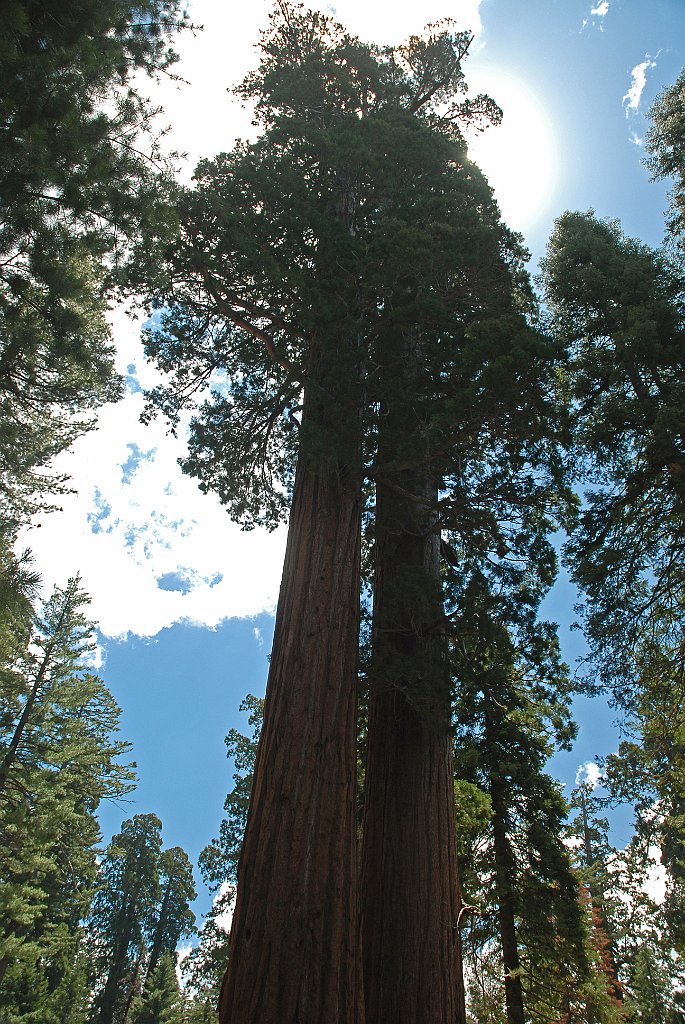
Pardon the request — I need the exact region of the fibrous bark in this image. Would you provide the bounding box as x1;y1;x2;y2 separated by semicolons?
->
360;334;465;1024
219;338;364;1024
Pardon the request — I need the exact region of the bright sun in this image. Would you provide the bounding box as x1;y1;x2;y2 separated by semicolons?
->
464;70;559;235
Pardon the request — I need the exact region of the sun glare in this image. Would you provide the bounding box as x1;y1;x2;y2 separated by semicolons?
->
465;70;559;235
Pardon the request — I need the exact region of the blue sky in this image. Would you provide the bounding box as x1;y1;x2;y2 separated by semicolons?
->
19;0;685;920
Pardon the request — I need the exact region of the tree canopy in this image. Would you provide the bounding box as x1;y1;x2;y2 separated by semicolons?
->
0;0;187;528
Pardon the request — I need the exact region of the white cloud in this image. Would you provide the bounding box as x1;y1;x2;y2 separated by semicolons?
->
176;942;194;987
623;57;657;113
575;761;602;788
582;1;609;31
642;848;668;904
18;310;286;639
622;55;659;146
213;881;236;933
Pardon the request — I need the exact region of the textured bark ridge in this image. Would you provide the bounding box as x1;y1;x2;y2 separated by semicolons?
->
218;341;364;1024
360;336;465;1023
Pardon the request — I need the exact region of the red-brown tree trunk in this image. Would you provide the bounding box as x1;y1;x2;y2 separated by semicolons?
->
360;473;465;1024
360;332;465;1023
218;339;364;1024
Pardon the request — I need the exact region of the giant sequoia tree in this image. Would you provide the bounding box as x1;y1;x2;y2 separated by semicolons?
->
88;815;196;1024
357;145;567;1024
141;4;566;1020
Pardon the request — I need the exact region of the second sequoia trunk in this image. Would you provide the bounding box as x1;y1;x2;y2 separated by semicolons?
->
360;333;465;1024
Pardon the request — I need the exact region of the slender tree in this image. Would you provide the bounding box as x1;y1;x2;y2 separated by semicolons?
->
452;569;587;1024
646;67;685;250
0;579;133;1020
186;696;262;1006
542;209;685;965
357;219;566;1021
142;846;195;992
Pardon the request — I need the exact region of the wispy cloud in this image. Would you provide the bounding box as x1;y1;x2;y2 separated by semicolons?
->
623;57;657;113
582;0;610;31
18;308;287;640
623;54;660;146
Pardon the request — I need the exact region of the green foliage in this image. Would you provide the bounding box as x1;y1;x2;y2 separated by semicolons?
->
452;565;588;1022
198;695;262;897
624;941;685;1022
541;211;685;691
465;946;508;1024
89;814;163;1024
144;847;196;987
646;68;685;251
566;784;685;1023
543;207;685;972
83;815;195;1024
0;577;134;1022
0;0;188;527
185;696;262;1003
139;1;567;543
130;952;183;1024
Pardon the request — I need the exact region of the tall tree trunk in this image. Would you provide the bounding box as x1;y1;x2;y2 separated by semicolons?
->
144;878;171;989
489;771;526;1024
580;789;625;1007
360;330;465;1024
218;337;364;1024
96;936;132;1024
121;941;146;1024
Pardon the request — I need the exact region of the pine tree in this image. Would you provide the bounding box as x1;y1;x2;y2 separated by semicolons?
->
186;696;262;1005
568;787;685;1022
542;208;685;967
0;578;133;1021
646;68;685;250
452;571;587;1024
541;208;685;672
130;952;183;1024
